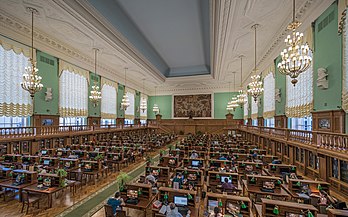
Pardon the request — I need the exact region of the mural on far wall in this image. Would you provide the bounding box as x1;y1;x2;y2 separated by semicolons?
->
174;94;212;118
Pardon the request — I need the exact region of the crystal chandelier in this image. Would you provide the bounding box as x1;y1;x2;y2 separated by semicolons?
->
236;55;247;106
278;0;312;86
248;24;263;102
89;48;102;107
153;86;160;114
140;79;147;112
121;68;130;110
21;7;43;98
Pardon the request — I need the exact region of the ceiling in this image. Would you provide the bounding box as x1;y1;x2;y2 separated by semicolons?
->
0;0;334;95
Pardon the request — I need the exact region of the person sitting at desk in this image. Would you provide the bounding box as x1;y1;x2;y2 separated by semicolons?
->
173;173;186;189
189;150;198;159
209;207;223;217
187;182;196;191
218;155;227;160
107;192;125;215
222;177;236;191
166;202;191;217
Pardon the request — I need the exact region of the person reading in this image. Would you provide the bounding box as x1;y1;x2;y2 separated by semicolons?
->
107;192;125;215
189;150;198;159
221;177;236;192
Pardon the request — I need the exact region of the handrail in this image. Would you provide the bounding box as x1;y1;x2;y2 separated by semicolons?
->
240;125;348;153
0;123;149;141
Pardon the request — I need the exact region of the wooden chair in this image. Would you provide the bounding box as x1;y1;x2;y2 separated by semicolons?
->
104;204;115;217
21;191;41;214
116;211;129;217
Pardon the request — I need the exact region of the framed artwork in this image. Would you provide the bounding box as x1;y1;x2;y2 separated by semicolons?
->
318;118;330;129
173;94;212;118
42;119;54;126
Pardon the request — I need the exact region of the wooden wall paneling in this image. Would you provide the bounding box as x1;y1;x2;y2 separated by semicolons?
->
312;110;345;133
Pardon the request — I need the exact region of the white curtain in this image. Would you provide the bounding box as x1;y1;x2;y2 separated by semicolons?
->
244;96;248;120
263;72;275;118
251;98;258;119
59;70;88;117
286;52;313;118
101;84;117;119
125;90;135;120
0;44;32;117
140;93;148;120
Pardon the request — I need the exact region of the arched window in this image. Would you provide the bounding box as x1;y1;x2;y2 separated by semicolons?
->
0;39;32;127
101;79;117;125
59;61;88;126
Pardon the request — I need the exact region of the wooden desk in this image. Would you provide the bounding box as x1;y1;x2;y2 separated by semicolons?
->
145;166;171;186
153;187;199;217
327;209;348;217
285;178;330;200
174;168;204;188
121;183;155;217
260;198;318;216
206;192;252;216
207;171;242;195
23;180;76;208
0;180;35;201
242;179;290;203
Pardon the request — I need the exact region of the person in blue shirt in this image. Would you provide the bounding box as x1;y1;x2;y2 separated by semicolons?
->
107;192;125;215
219;155;227;160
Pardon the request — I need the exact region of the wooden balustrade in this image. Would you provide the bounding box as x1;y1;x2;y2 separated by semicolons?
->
0;123;148;141
240;125;348;153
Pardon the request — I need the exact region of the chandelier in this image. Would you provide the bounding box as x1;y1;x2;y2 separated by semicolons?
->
89;48;102;107
140;79;147;112
21;7;43;98
248;24;263;102
278;0;312;86
236;55;247;106
121;68;130;110
153;86;160;114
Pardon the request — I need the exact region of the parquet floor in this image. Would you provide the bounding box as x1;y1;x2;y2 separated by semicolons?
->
0;147;166;217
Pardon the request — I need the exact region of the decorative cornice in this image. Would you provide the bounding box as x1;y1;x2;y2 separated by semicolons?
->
0;6;149;94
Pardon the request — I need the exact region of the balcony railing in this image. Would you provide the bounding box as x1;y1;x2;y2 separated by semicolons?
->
240;125;348;153
0;123;148;141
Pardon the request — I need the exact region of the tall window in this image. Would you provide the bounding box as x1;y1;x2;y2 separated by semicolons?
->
0;40;32;127
59;117;86;126
286;51;313;130
288;117;312;131
124;88;135;122
101;79;117;124
263;72;275;119
59;61;88;125
264;118;275;127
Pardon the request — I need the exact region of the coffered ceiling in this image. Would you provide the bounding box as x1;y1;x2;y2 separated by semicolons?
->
0;0;334;95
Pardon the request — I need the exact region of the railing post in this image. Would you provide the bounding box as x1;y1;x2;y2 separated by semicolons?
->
286;129;290;141
312;131;317;146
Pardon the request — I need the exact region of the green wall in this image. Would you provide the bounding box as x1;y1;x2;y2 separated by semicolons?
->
148;95;172;119
258;94;264;118
117;84;125;118
214;92;243;119
135;91;140;119
313;2;342;112
275;56;286;116
88;72;101;117
34;51;59;115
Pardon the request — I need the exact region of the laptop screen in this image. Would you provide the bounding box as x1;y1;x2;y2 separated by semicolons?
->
174;196;188;206
220;176;232;183
191;160;199;167
43;160;50;165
